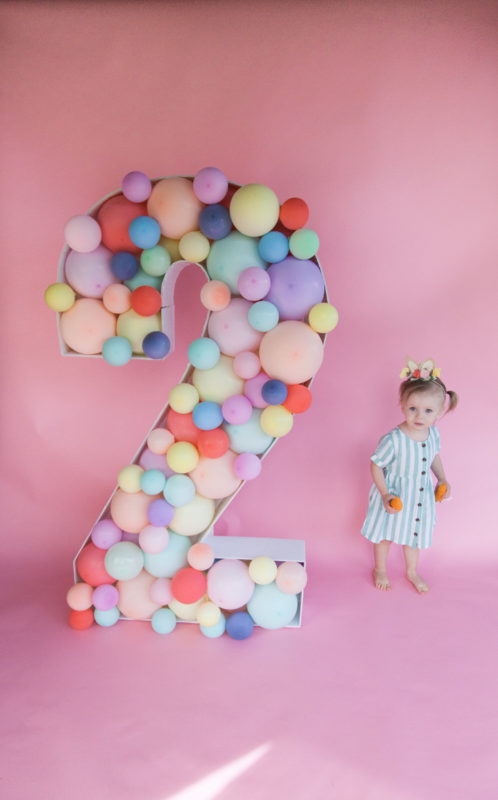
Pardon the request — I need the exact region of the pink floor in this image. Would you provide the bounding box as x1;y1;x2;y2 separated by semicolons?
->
2;2;498;798
3;550;497;800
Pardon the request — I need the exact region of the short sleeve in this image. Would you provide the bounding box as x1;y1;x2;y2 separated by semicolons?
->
432;427;440;454
371;432;395;468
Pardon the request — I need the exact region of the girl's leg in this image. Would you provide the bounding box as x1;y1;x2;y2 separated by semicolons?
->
403;545;429;593
373;540;392;590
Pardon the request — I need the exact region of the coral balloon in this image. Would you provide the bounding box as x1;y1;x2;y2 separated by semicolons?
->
97;195;147;254
171;567;207;604
76;543;114;586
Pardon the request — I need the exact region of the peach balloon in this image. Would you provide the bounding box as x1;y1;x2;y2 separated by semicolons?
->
110;488;156;533
259;320;324;384
189;450;242;500
103;283;132;314
60;298;116;354
117;570;161;619
147;428;175;455
147;177;203;239
200;280;231;311
66;582;94;611
187;542;215;571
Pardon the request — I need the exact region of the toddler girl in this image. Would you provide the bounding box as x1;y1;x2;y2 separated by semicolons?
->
361;358;458;593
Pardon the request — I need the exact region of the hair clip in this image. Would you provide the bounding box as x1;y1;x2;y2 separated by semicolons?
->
400;357;441;381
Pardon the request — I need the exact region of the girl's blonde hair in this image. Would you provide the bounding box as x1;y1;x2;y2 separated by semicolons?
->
399;377;458;415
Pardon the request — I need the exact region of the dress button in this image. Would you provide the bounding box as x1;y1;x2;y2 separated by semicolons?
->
422;458;427;462
422;443;426;448
418;503;422;507
414;533;418;537
421;471;426;475
415;518;420;522
420;487;424;491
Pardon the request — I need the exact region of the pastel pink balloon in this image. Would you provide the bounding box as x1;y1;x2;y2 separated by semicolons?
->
193;167;228;203
189;450;242;500
208;298;263;357
92;584;119;611
65;245;115;298
149;577;173;606
237;267;271;301
233;351;261;379
243;372;270;408
122;171;152;203
207;559;255;610
138;525;169;554
276;562;308;594
59;298;116;355
117;570;161;619
64;215;102;253
222;394;253;424
259;321;324;384
233;452;262;480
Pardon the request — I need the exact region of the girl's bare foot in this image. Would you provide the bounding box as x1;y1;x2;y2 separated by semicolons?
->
406;572;429;593
373;569;391;590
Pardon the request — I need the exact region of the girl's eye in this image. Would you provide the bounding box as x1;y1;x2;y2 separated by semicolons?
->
425;409;433;414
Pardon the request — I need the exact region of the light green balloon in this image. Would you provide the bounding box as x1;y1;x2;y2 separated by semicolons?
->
223;409;273;454
124;267;162;291
289;228;319;260
104;542;144;581
140;245;171;277
207;231;267;293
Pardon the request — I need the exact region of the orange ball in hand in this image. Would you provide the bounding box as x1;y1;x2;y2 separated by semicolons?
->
389;496;403;511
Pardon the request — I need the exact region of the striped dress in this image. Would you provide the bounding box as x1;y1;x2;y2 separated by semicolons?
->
361;426;440;549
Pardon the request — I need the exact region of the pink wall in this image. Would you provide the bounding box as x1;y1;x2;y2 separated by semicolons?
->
1;3;498;798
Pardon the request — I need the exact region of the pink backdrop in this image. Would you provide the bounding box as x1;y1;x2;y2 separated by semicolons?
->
2;2;497;799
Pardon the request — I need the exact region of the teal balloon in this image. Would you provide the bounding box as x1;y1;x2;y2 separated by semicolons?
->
164;474;196;507
247;582;298;629
200;613;226;638
102;336;132;366
151;608;177;634
94;606;120;627
125;267;162;291
223;409;273;454
104;541;144;581
207;231;267;293
140;469;166;496
248;301;279;332
188;337;220;369
143;532;190;578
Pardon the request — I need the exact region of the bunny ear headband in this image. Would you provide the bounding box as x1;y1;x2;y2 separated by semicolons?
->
400;357;441;381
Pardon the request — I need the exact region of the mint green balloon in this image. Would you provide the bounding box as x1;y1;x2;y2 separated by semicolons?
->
248;301;279;332
125;267;162;291
143;532;190;578
141;245;171;277
207;231;267;293
289;228;319;260
151;608;177;634
94;607;120;627
223;409;273;454
104;541;144;581
247;582;298;629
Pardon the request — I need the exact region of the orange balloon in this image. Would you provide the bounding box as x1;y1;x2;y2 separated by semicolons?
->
197;428;230;458
166;409;199;444
68;608;94;630
279;197;309;230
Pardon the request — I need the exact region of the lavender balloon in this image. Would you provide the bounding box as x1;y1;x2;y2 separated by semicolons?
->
92;584;119;611
265;257;325;320
91;519;122;550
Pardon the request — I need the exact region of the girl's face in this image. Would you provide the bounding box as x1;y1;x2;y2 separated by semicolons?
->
401;388;445;436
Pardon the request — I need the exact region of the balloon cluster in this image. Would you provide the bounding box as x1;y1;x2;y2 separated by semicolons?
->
58;168;338;637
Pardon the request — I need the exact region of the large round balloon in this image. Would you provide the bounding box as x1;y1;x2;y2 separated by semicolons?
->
146;177;203;239
189;450;242;500
264;257;325;320
117;570;160;619
207;559;255;610
208;298;263;356
247;582;298;629
259;321;324;384
192;355;244;404
110;488;155;533
206;231;266;293
168;492;216;536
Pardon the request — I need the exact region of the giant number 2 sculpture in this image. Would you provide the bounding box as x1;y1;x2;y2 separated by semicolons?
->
45;169;338;640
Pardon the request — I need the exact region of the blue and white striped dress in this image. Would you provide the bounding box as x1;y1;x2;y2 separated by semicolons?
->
361;426;440;549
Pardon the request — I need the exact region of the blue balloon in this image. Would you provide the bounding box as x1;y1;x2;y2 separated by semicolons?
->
188;337;220;369
200;613;226;638
163;474;196;507
110;251;139;280
128;216;161;249
140;469;166;496
261;379;288;405
192;401;223;431
199;204;232;240
143;331;170;359
258;231;289;263
226;611;254;640
94;606;120;627
102;336;132;366
151;608;177;634
247;582;298;630
248;300;279;332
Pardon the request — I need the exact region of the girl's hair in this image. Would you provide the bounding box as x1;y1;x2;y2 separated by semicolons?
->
399;377;458;414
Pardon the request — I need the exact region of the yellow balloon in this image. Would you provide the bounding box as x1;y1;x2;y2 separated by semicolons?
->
169;383;199;414
166;441;199;474
169;493;215;536
249;556;277;585
179;231;211;263
44;282;76;312
196;601;221;627
229;184;280;237
116;309;160;354
117;464;144;493
159;235;181;263
260;405;294;437
192;354;244;403
308;302;339;333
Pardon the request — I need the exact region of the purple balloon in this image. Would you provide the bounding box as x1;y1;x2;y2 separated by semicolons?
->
122;171;152;203
147;498;175;527
139;448;175;477
91;519;122;550
233;453;262;480
92;584;119;611
265;257;325;320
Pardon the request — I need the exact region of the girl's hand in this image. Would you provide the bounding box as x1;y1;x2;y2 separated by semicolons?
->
436;481;451;500
382;493;398;514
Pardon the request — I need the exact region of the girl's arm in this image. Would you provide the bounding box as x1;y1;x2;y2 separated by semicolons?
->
431;454;451;498
370;461;397;513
